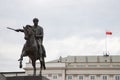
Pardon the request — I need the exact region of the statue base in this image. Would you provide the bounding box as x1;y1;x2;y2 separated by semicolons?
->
6;76;49;80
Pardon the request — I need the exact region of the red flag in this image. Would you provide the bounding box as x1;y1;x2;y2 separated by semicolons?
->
106;31;112;35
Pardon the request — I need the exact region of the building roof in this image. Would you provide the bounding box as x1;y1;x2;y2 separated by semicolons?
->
47;55;120;63
0;72;25;74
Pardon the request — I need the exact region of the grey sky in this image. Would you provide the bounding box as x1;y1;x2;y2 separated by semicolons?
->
0;0;120;72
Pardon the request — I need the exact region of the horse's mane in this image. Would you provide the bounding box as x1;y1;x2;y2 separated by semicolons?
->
26;25;32;28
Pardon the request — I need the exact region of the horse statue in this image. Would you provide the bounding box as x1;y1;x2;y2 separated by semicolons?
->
18;25;46;76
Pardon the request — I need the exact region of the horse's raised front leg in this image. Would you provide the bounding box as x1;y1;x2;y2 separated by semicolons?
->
19;60;22;68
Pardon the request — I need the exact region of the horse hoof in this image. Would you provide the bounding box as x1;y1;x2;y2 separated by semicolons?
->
44;67;46;70
19;64;22;68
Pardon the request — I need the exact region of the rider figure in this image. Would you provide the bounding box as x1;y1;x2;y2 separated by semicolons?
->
15;18;46;62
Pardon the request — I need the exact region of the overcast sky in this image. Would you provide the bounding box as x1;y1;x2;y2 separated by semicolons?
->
0;0;120;72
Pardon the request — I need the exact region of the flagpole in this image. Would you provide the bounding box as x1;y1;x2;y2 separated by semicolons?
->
105;32;108;55
105;31;112;56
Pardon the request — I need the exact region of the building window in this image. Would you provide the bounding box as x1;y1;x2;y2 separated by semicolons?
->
53;75;57;80
58;74;62;77
102;75;108;80
105;60;107;62
90;75;96;80
78;75;84;80
115;75;120;80
48;74;52;77
67;75;73;80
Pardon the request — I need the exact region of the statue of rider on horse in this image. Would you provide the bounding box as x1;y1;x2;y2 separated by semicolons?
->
7;18;46;76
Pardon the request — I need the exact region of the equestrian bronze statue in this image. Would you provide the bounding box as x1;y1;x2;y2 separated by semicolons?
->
7;18;46;76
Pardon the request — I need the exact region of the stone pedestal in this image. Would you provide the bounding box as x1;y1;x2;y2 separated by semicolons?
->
6;76;49;80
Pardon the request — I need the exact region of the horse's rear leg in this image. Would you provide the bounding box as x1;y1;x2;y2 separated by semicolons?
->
39;60;42;77
42;57;46;70
40;58;46;69
32;60;36;76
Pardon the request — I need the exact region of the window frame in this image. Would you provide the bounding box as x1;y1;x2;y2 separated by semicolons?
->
89;75;96;80
52;74;58;80
115;75;120;80
101;75;108;80
67;75;73;80
78;75;84;80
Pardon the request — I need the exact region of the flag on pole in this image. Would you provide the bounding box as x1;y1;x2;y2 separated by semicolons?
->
106;31;112;35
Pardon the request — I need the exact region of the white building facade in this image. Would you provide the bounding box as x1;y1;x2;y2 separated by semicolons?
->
24;55;120;80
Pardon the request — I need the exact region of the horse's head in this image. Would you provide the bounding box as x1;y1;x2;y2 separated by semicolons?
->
23;25;34;40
